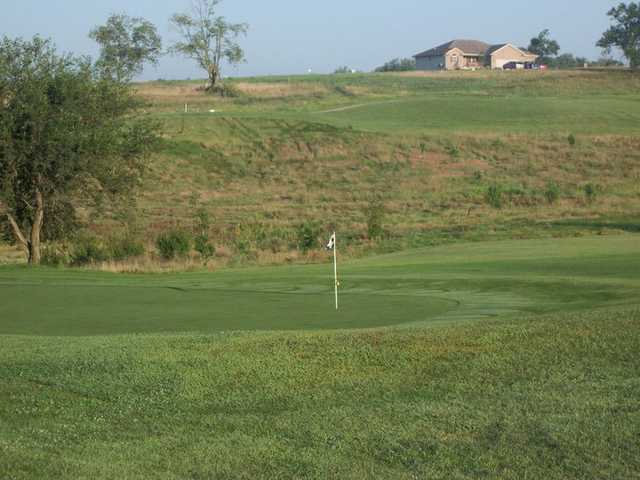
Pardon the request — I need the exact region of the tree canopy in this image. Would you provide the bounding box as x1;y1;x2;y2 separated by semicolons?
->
528;30;561;64
170;0;248;92
89;14;162;81
597;2;640;69
375;58;416;73
0;36;159;264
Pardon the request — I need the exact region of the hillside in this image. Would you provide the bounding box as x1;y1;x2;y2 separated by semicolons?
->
2;70;640;269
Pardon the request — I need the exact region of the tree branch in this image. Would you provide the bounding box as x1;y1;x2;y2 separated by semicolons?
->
6;212;29;256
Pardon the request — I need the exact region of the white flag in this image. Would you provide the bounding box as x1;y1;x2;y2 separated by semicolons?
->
326;233;335;250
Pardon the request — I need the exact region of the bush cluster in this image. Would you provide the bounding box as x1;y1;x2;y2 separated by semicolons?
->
296;221;322;252
156;230;192;260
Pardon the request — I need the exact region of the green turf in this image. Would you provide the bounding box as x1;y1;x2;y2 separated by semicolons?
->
0;235;638;336
1;235;640;478
308;94;640;134
203;92;640;135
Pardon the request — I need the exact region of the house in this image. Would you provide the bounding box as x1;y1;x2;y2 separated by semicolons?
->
484;44;539;69
414;39;538;70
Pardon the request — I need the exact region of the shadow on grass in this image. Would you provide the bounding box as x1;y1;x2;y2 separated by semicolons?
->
550;217;640;233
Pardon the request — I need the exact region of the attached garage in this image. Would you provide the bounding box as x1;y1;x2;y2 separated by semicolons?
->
487;44;539;69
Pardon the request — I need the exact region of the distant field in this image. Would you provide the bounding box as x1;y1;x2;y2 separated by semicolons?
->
1;235;639;478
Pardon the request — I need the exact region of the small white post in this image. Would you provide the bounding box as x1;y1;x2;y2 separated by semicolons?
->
184;103;188;114
333;231;338;310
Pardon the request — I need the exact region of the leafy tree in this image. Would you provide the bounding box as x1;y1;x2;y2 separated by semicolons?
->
89;13;162;81
528;29;560;64
375;58;416;72
170;0;248;92
0;36;159;264
597;2;640;69
334;66;353;74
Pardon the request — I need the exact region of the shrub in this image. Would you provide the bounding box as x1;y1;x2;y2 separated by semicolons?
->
568;134;576;146
365;198;385;239
486;184;503;209
296;221;321;252
71;236;108;266
41;244;70;267
156;230;192;260
445;143;460;158
194;234;215;260
192;208;214;261
208;82;240;97
107;235;145;261
544;181;560;204
584;183;598;204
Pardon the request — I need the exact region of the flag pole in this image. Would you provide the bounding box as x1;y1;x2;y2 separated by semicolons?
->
333;231;338;310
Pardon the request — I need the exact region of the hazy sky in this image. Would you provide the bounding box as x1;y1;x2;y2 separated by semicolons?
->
2;0;621;79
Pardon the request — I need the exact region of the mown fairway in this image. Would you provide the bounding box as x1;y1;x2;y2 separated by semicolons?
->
1;235;639;478
309;94;640;134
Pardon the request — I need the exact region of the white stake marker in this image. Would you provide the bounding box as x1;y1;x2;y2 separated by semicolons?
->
327;232;338;310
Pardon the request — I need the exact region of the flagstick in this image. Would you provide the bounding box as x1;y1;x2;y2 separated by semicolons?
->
333;231;338;310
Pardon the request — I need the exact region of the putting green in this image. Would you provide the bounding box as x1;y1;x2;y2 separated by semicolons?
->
1;235;638;336
0;284;458;336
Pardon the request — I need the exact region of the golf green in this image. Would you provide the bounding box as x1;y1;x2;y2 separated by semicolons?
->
0;284;456;335
1;235;638;336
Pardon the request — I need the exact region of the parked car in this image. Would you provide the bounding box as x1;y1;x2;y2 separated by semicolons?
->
503;62;520;70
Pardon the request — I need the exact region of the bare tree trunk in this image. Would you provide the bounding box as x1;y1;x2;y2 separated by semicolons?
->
3;190;45;265
29;189;44;265
207;63;219;91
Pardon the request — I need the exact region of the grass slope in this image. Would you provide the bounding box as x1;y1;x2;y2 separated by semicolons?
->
1;310;638;478
3;70;640;268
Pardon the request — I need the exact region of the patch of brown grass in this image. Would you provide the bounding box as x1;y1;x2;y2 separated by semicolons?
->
0;243;25;265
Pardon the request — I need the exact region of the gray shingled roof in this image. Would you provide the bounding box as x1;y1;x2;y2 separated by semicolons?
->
414;40;491;58
485;44;508;56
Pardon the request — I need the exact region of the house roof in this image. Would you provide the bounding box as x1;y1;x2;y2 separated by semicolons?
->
485;44;508;56
486;43;539;58
414;39;491;58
